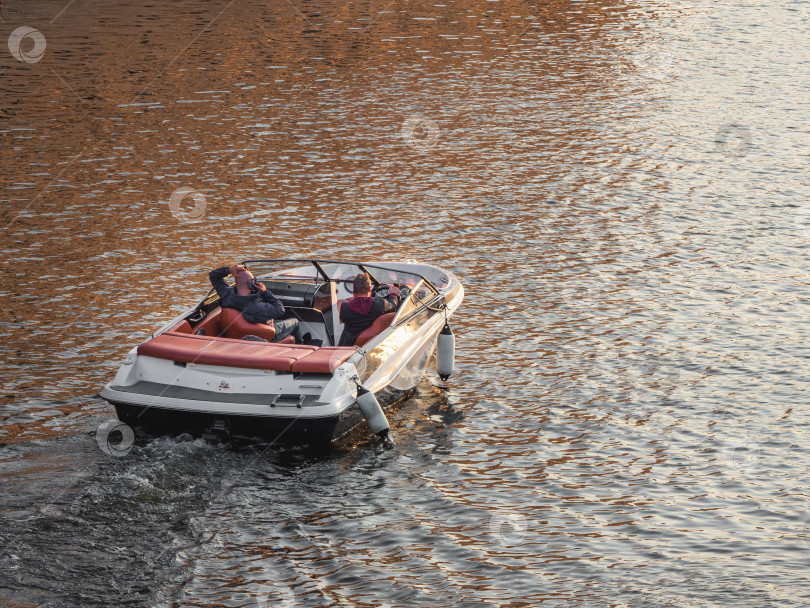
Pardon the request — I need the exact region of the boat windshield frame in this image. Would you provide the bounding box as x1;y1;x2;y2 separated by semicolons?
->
240;259;440;292
388;277;442;326
198;259;445;330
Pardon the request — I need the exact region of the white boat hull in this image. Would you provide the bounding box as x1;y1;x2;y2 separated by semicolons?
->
100;260;463;444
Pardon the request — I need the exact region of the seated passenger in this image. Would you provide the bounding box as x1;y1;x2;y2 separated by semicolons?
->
339;273;400;347
209;264;304;344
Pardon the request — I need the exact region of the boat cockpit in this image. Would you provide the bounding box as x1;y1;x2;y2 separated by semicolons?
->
152;259;444;352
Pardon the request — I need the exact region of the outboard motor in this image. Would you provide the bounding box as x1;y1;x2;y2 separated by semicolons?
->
203;417;231;444
354;381;394;447
436;323;455;381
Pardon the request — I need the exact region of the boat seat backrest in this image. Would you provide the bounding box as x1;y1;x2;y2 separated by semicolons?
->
191;308;223;337
170;320;193;334
219;307;277;342
354;312;395;347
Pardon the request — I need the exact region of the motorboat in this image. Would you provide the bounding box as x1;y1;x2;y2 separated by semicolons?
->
100;260;463;444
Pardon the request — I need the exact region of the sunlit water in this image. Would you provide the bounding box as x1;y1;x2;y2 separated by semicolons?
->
1;0;810;606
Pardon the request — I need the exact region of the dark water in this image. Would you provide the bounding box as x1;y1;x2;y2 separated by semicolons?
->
2;0;810;606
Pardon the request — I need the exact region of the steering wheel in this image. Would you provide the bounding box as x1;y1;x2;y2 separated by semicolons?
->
373;283;410;303
372;283;391;298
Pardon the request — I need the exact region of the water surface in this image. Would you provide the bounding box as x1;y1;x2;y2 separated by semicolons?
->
1;0;809;606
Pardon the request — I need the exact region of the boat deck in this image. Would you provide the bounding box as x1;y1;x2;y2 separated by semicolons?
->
138;332;356;373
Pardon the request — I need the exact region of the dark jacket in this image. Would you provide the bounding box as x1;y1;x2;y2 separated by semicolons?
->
209;266;285;325
338;295;397;347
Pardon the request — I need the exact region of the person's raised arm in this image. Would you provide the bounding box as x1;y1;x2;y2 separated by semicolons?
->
209;264;244;300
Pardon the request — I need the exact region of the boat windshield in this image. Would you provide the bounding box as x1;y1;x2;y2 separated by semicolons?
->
317;263;369;292
392;278;441;324
243;260;325;284
241;260;431;291
362;265;423;289
310;262;427;291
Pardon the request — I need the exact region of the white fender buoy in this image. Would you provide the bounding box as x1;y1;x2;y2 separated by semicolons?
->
355;383;392;444
437;323;455;381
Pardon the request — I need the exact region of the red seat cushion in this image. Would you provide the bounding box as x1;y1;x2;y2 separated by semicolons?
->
354;312;395;347
219;307;276;341
291;347;356;374
137;332;315;371
170;320;193;334
193;308;222;337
